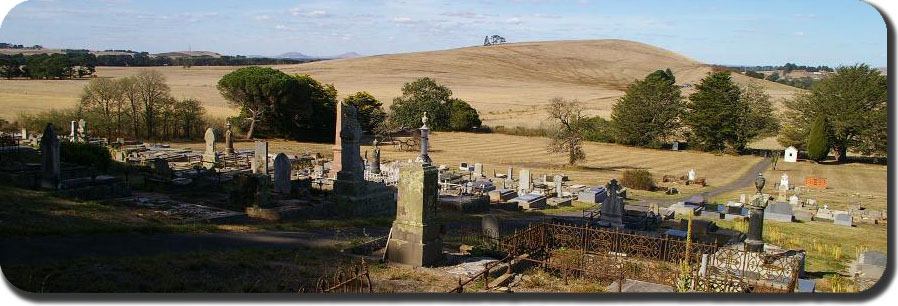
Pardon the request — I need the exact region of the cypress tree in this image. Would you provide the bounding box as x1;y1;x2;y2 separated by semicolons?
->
806;115;830;162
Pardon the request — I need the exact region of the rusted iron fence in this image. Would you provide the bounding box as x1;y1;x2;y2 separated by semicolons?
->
495;222;802;293
315;259;373;293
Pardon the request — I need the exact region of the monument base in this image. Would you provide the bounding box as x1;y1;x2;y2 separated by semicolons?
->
385;221;443;267
202;154;218;169
332;179;396;216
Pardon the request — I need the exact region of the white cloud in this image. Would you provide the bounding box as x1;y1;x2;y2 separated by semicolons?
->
275;24;287;30
288;8;328;18
503;17;522;24
255;15;270;21
794;31;805;37
392;17;413;23
307;10;327;17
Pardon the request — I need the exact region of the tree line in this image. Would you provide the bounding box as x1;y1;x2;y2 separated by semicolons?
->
543;64;885;165
0;52;312;79
218;67;482;142
17;70;209;141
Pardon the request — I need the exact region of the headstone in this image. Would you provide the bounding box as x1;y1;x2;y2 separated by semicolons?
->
273;153;292;194
385;162;442;267
333;105;394;215
671;141;679;151
507;167;513;180
815;207;835;220
687;169;696;181
488;189;517;202
370;139;382;174
509;193;547;210
789;195;800;206
739;194;747;204
150;158;171;176
764;202;794;222
578;186;607;204
39;123;60;190
598;179;624;228
77;119;87;143
554;175;563;196
834;212;853;227
20;127;26;140
331;102;343;178
473;163;483;178
784;146;798;163
250;141;268;174
481;214;499;240
518;169;532;194
202;127;218;168
69;120;77;141
779;173;789;191
224;122;235;154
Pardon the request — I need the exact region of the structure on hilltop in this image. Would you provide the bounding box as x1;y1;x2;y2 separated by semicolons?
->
483;35;507;46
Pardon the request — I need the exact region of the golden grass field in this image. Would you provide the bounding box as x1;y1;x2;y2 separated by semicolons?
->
0;40;801;127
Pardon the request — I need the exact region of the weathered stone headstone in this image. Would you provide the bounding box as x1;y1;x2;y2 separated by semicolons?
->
333;105;394;216
598;179;624;228
764;202;794;222
252;141;269;174
369;139;382;174
687;169;696;182
20;127;26;140
224;122;235;154
385;161;442;267
273;153;292;194
69;120;77;141
507;167;513;180
739;194;747;204
40;123;60;190
554;175;563;196
671;141;679;151
331;102;343;178
834;212;853;227
518;169;532;194
481;214;499;240
202;127;218;168
789;195;800;206
473;163;483;178
77;119;88;143
779;173;789;191
151;158;171;176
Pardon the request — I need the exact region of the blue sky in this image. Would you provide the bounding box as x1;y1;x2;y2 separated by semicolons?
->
0;0;887;66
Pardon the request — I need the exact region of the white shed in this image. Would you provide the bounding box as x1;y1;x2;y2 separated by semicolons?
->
784;146;798;163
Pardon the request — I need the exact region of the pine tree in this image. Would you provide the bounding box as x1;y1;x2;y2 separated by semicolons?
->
806;115;830;162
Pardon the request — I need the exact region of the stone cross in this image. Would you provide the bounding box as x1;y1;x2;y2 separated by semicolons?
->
252;141;269;174
40;123;60;190
224;122;235;154
598;179;624;228
273;153;292;194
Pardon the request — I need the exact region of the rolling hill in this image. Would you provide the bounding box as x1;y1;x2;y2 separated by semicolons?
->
0;39;801;126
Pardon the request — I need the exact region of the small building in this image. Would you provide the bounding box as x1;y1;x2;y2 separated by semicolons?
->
784;146;798;163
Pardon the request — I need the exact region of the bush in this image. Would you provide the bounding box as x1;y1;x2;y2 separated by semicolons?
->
448;99;482;131
60;142;112;172
620;169;655;191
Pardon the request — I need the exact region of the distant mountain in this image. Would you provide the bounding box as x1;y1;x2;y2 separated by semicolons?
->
154;51;221;58
275;51;363;60
332;52;363;59
276;52;314;60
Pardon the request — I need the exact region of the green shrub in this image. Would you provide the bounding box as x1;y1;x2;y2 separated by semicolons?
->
620;169;655;191
60;142;112;172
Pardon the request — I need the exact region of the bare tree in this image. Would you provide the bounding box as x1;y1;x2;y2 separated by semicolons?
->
79;78;124;138
545;97;588;166
134;70;171;139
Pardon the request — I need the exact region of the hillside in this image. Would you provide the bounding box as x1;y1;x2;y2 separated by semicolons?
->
0;39;801;126
278;39;801;127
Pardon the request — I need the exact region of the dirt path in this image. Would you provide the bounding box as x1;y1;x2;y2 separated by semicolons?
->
0;228;389;266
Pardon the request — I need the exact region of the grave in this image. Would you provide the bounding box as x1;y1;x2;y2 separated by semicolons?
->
202;127;219;169
332;105;395;216
815;207;835;220
671;141;679;151
789;195;800;206
793;209;814;222
488;189;517;203
39;123;60;190
850;251;886;283
764;202;794;222
438;194;489;213
473;163;483;178
251;141;268;174
77;119;88;143
779;173;789;191
385;161;443;267
518;169;532;194
273;153;292;194
577;186;607;204
482;214;500;240
598;179;624;228
509;193;547;210
546;197;573;207
834;212;853;227
687;169;696;182
224;122;235;154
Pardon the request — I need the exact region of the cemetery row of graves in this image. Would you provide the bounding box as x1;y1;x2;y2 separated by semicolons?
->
0;104;886;293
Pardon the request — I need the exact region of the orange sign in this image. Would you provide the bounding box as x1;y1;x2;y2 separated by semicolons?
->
805;177;828;190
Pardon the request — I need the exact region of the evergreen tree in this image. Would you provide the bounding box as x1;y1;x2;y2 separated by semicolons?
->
610;69;684;147
684;72;742;152
806;115;830;162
